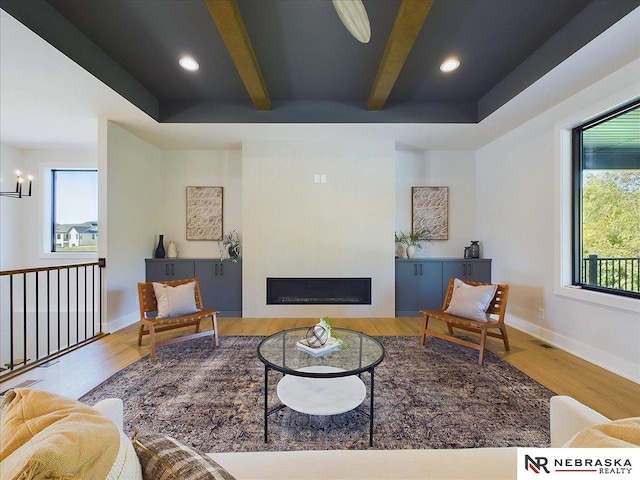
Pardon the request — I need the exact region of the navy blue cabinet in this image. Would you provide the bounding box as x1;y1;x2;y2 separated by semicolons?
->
395;258;491;317
195;260;242;316
145;258;242;316
395;260;443;316
145;259;194;281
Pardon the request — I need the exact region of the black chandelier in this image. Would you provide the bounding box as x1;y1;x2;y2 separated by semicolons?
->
0;170;33;198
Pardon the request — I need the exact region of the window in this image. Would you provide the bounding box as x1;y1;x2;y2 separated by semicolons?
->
51;169;98;253
572;100;640;298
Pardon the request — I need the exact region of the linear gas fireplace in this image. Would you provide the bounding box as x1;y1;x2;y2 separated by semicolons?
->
267;277;372;305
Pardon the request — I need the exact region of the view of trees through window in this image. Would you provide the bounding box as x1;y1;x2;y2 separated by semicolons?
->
52;169;98;252
574;102;639;297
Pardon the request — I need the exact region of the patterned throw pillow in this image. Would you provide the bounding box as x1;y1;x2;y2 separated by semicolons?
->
131;432;235;480
152;282;200;319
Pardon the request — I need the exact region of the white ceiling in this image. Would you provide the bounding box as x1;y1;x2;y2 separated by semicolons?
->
1;7;639;152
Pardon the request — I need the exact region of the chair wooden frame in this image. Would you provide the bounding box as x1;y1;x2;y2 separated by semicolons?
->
137;277;220;362
419;278;510;366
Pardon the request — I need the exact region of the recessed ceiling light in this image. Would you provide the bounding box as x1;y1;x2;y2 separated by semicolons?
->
440;58;460;73
179;56;199;71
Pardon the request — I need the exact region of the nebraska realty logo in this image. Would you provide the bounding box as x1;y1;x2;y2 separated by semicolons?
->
518;449;638;478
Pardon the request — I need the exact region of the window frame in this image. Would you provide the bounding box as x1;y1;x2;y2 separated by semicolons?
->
41;166;98;259
571;100;639;300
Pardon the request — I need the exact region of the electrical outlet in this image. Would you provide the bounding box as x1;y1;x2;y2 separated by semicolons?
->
538;308;545;320
314;174;320;183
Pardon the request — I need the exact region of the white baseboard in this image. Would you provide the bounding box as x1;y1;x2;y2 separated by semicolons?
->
102;312;138;334
507;316;640;385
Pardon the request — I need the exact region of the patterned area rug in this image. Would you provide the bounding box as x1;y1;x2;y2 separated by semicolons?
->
80;335;553;452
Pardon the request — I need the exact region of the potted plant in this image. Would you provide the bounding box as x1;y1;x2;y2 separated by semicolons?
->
395;228;432;258
219;230;241;259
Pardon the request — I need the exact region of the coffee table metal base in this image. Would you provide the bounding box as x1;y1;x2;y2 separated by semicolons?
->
264;366;376;447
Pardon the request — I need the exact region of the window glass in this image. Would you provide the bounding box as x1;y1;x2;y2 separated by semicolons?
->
573;102;639;298
52;169;98;252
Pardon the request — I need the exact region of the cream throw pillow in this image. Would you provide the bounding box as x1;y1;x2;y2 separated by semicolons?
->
152;281;200;319
444;278;497;322
0;388;124;480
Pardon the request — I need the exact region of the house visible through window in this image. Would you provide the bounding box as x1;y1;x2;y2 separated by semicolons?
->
572;100;640;298
51;169;98;252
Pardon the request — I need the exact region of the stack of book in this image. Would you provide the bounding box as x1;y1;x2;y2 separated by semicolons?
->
296;337;341;357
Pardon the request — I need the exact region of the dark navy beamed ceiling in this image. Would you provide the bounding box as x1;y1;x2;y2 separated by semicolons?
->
1;0;638;124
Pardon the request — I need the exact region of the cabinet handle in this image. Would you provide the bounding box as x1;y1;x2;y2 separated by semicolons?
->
468;263;473;276
413;264;417;276
171;264;175;276
215;264;218;276
165;264;170;276
419;264;423;275
220;264;224;276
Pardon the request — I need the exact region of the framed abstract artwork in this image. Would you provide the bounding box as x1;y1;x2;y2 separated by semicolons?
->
412;186;449;240
186;186;223;240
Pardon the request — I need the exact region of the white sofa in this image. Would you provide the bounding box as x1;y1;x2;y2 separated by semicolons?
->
89;395;612;480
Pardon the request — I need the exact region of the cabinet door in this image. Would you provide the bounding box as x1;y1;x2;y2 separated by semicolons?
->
217;261;242;314
146;261;168;282
194;261;217;309
395;261;421;315
416;261;443;311
465;260;491;283
194;261;242;314
442;260;492;297
145;261;194;281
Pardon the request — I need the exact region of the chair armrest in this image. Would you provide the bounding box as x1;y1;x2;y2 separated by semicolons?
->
93;398;124;432
550;396;610;447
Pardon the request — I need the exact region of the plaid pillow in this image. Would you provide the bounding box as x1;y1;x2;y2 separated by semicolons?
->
131;432;235;480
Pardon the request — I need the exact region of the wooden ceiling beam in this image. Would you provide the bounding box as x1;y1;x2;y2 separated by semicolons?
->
367;0;434;111
204;0;271;110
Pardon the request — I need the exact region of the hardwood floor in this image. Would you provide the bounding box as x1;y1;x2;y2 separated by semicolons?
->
1;317;638;420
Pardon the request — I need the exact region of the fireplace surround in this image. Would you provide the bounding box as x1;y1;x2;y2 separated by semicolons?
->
266;278;372;305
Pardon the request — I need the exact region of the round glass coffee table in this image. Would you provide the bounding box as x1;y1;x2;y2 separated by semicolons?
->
257;327;385;446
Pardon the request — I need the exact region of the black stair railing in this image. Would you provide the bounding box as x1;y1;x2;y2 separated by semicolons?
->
0;258;106;381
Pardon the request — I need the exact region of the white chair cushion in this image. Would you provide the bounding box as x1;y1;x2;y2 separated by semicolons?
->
444;278;497;322
152;282;200;319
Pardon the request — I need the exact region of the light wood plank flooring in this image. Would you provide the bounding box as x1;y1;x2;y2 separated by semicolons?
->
1;317;638;420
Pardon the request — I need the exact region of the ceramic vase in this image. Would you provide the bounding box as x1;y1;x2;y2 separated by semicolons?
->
228;245;240;259
406;245;416;259
470;241;480;258
167;241;178;258
154;235;165;258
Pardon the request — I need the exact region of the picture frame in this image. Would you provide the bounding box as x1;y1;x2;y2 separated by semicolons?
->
186;186;223;240
412;186;448;240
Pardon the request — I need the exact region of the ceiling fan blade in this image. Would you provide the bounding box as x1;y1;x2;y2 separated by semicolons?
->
332;0;371;43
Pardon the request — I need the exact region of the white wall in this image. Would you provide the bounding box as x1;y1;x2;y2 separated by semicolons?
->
2;60;637;383
395;148;477;258
159;149;242;258
101;121;162;332
476;60;640;382
242;140;396;317
1;145;97;269
0;143;23;270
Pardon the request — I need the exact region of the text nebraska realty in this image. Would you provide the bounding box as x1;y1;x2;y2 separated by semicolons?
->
526;455;633;474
